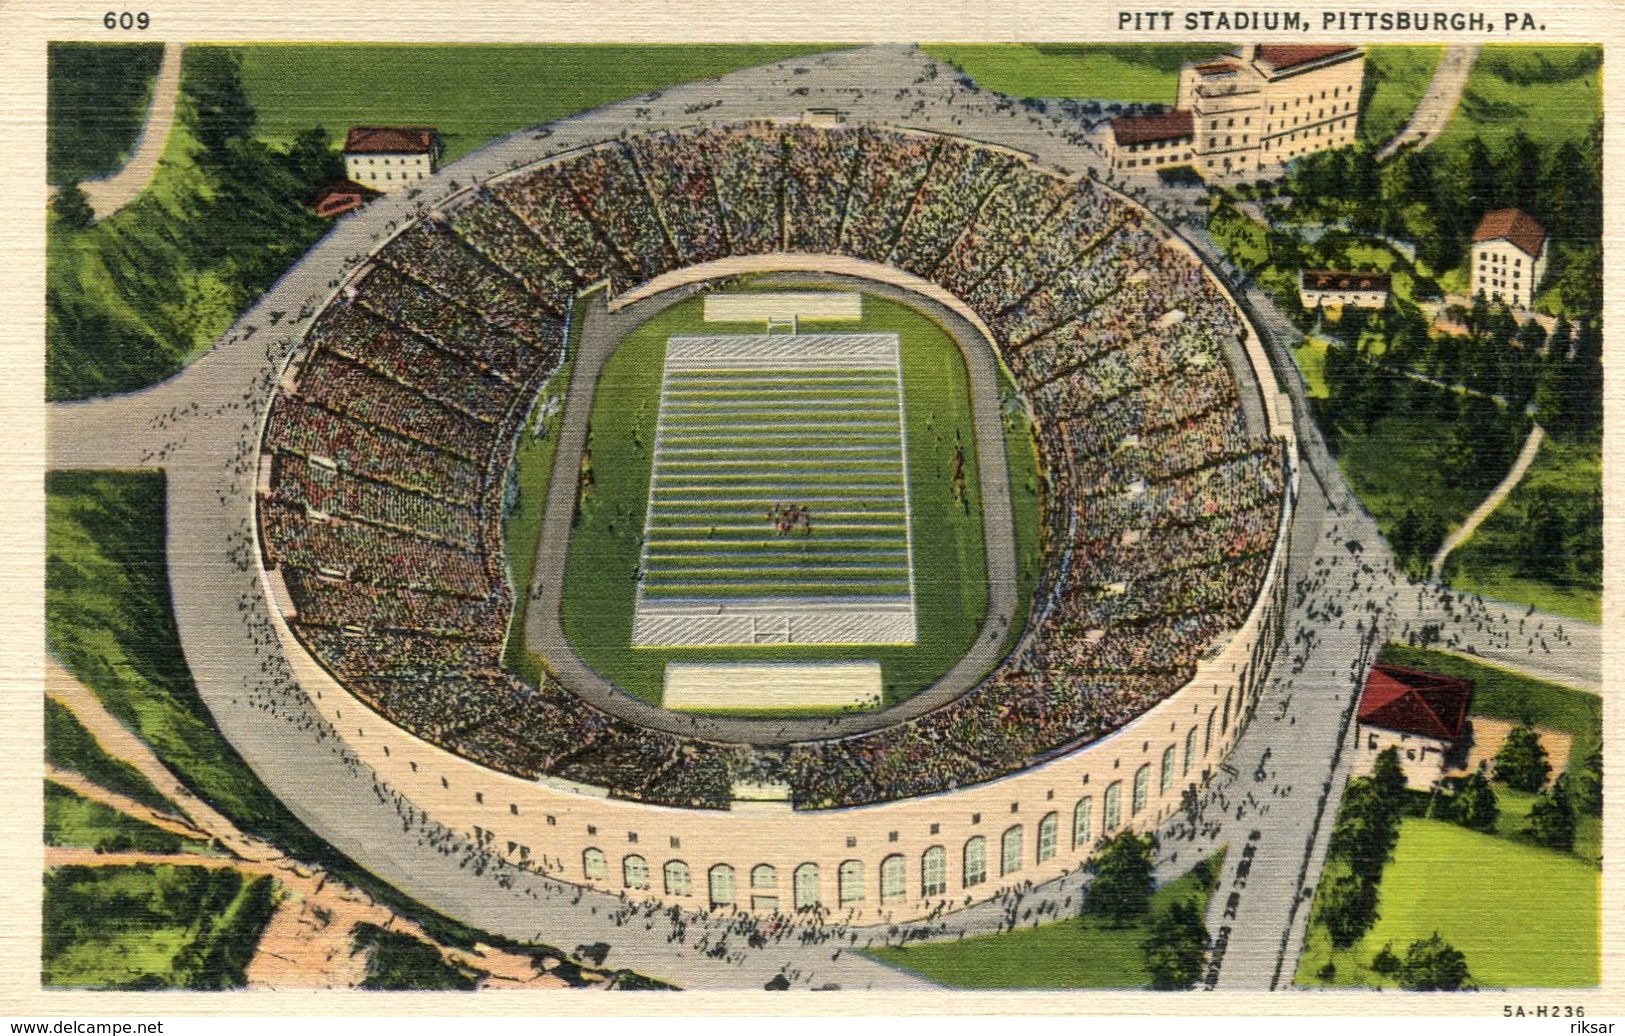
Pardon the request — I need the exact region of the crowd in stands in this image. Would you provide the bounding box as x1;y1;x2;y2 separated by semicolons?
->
259;121;1288;811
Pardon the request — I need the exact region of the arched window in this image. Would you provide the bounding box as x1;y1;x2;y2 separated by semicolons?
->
1001;825;1024;876
583;847;606;882
1037;812;1058;863
880;854;906;903
1133;764;1151;816
622;854;649;890
708;863;735;909
963;836;987;887
793;863;820;910
1160;745;1176;795
750;864;779;912
1073;797;1094;849
663;859;690;896
1104;781;1123;832
1184;727;1197;775
921;846;947;897
838;859;864;905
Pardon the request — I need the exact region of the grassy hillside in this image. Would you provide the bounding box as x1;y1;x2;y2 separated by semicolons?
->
1358;45;1444;148
47;42;164;185
239;44;840;162
1434;45;1600;156
922;44;1226;104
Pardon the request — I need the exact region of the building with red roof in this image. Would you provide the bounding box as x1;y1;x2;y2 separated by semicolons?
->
342;126;444;194
1109;43;1364;181
310;179;381;219
1298;269;1391;310
1355;663;1474;790
1471;208;1548;311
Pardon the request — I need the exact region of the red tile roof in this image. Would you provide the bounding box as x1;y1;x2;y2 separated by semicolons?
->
1358;663;1473;742
343;126;439;155
1194;61;1237;76
1301;269;1391;292
1255;45;1360;72
1472;207;1547;258
311;179;381;218
1110;109;1194;147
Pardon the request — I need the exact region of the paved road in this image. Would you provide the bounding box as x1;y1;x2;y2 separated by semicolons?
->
1431;423;1545;580
1376;45;1479;161
48;42;185;220
523;268;1019;744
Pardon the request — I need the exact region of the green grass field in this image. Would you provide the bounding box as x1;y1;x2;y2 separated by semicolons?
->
1358;46;1445;149
1334;413;1487;562
44;782;212;857
43;864;279;990
922;44;1228;104
560;291;1034;709
1295;819;1598;988
1293;338;1331;399
238;44;840;161
47;42;164;186
1443;437;1601;624
864;851;1223;988
45;696;177;817
1433;45;1601;157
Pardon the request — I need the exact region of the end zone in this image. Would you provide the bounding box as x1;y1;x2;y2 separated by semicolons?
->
662;660;884;712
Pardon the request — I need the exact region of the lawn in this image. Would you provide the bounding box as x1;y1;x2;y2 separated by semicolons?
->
47;42;165;186
1295;819;1598;988
1333;413;1488;564
44;696;177;817
1443;436;1601;624
1293;338;1330;399
44;782;212;856
864;851;1223;988
43;864;279;990
238;44;842;161
1358;45;1445;149
922;44;1228;104
1432;45;1601;157
559;292;1034;709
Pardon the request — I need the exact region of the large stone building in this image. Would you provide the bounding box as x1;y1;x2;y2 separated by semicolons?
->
1354;663;1473;791
1108;45;1365;180
343;126;443;193
1471;207;1548;311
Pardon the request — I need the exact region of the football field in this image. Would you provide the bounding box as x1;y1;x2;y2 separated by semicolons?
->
632;332;917;647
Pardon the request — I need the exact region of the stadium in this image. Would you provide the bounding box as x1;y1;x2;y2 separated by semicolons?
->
255;118;1298;925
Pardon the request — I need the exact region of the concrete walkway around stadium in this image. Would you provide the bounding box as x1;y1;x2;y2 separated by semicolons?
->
522;267;1019;744
42;42;1601;991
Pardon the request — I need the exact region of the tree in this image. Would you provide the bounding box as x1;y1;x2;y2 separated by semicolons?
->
1371;942;1401;976
1571;743;1603;818
1516;493;1568;580
52;182;94;230
1447;770;1500;833
1141;899;1209;990
1368;746;1410;819
284;126;345;189
1492;723;1551;792
183;47;256;154
1316;870;1380;949
1083;831;1157;926
1399;933;1471;991
1328;778;1399;883
1527;774;1577;852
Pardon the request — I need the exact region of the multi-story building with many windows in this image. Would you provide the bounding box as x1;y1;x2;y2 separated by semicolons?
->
1108;44;1365;180
342;126;444;193
1471;207;1548;311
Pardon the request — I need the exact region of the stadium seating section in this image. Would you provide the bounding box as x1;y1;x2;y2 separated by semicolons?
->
259;123;1287;811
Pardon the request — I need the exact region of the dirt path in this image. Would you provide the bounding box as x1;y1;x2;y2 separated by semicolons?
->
1431;423;1544;580
58;42;185;221
44;662;579;990
1377;44;1479;161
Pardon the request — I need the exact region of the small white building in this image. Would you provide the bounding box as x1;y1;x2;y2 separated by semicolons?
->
1107;110;1196;175
1299;269;1391;310
1471;208;1547;311
1354;663;1474;791
343;126;443;193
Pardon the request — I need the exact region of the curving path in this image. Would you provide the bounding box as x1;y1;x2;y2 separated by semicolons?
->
1430;423;1544;580
1376;44;1478;161
522;265;1019;745
49;42;185;221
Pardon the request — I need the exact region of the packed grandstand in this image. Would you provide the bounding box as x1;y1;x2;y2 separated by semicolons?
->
257;121;1289;814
